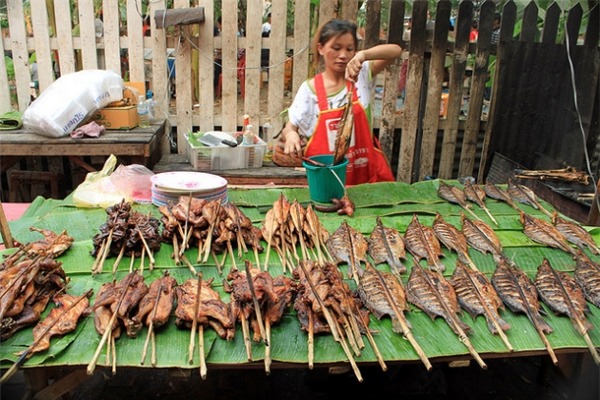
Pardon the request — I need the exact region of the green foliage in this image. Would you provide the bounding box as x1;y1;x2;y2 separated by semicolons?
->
4;55;14;80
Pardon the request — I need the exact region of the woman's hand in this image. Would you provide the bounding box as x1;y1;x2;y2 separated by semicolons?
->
345;51;366;82
283;129;302;155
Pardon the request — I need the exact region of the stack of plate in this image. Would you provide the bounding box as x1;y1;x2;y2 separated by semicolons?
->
150;171;228;207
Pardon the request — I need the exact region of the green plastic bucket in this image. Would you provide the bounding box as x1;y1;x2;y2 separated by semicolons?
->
302;155;348;203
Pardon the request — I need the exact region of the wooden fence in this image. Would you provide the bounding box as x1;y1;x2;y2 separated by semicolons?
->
1;0;598;184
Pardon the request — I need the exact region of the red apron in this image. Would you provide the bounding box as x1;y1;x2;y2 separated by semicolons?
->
304;74;394;185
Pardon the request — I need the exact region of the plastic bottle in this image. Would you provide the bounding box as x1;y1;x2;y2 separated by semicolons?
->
262;119;273;162
242;124;255;146
137;95;150;128
146;90;156;123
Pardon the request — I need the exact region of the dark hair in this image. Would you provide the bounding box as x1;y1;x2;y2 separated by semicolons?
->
313;19;358;70
494;13;501;23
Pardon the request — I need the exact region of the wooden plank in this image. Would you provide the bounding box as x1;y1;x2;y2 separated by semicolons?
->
127;0;145;82
154;8;205;28
197;0;215;131
541;2;560;44
244;0;262;123
30;0;55;92
7;0;32;111
266;0;287;138
378;0;405;167
102;0;121;75
174;0;193;152
565;3;583;50
339;0;359;22
419;0;451;180
0;12;10;113
319;1;337;24
438;0;472;179
149;0;170;156
32;369;90;400
221;0;238;133
397;0;428;183
458;0;495;178
78;0;98;69
363;0;382;50
478;1;517;181
520;2;539;42
584;2;599;47
291;0;310;106
54;0;76;75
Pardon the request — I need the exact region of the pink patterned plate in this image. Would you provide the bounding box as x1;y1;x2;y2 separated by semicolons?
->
150;171;227;193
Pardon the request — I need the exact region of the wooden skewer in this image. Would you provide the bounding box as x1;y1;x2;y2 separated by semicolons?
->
129;252;135;272
111;334;117;375
264;320;272;375
0;200;15;249
98;228;115;274
307;309;315;369
1;289;93;384
141;280;164;365
181;255;197;275
188;273;202;364
244;261;268;346
263;218;276;271
482;206;499;226
112;241;127;274
87;273;136;375
240;308;253;361
172;236;180;265
199;324;207;379
151;330;156;367
227;240;237;270
180;193;194;257
137;229;156;269
92;239;107;274
139;247;145;274
211;250;223;275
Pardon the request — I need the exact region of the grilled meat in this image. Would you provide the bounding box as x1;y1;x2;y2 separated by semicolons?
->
407;262;471;336
535;258;592;335
461;214;503;260
128;272;178;337
368;217;406;275
27;227;74;258
464;181;498;225
491;258;553;334
484;182;519;210
450;261;509;334
552;213;600;255
507;179;551;217
327;221;369;282
574;253;600;308
520;212;576;256
404;214;445;272
433;213;474;268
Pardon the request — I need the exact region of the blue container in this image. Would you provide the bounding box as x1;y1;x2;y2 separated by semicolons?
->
302;155;348;203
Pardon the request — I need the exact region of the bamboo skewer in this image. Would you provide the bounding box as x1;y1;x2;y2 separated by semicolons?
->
211;250;223;275
112;241;127;273
1;289;93;384
199;324;207;379
137;230;155;269
141;281;164;366
244;261;268;346
111;335;117;375
240;309;253;361
129;252;135;272
188;274;202;364
307;310;315;369
264;320;272;375
180;193;193;257
87;273;137;375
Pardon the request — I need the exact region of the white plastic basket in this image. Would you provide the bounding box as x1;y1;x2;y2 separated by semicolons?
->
187;132;266;170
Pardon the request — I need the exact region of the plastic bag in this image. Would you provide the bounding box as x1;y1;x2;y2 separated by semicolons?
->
23;70;123;138
109;164;154;204
72;155;127;208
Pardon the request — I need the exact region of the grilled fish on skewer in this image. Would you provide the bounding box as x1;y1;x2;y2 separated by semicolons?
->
483;182;520;211
463;181;498;225
404;214;445;272
520;212;577;256
507;179;552;217
437;181;482;221
551;212;600;255
433;213;477;271
368;217;406;275
574;253;600;308
333;84;355;166
535;259;600;364
450;262;512;350
461;214;503;261
327;221;368;284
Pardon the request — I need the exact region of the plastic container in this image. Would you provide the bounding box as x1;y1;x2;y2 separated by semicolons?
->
242;124;255;145
137;95;150;128
302;154;348;203
146;90;156;123
187;132;266;170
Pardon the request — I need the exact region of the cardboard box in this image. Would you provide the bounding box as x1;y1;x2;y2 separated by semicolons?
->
125;81;146;102
93;106;139;130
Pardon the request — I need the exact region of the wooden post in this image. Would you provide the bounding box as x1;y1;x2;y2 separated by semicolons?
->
586;181;600;227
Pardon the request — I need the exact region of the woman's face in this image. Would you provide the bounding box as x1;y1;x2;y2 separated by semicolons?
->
318;32;356;74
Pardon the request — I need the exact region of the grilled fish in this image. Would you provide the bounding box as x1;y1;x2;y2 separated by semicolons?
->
461;214;503;260
368;217;406;275
358;263;410;333
327;221;368;283
507;179;552;217
464;181;498;225
407;261;471;336
404;214;445;272
450;261;509;335
333;85;354;165
535;258;592;335
520;212;577;256
437;181;481;221
484;182;519;211
552;212;600;255
491;258;553;334
574;253;600;308
433;213;476;270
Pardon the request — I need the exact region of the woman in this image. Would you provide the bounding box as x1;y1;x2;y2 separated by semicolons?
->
278;19;401;184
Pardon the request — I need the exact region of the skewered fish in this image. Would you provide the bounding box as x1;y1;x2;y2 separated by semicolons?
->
535;258;600;364
520;212;577;256
551;212;600;255
574;253;600;308
463;181;498;225
333;84;355;166
327;221;369;283
368;217;406;275
492;258;553;335
433;213;476;270
404;214;445;272
483;182;519;211
507;179;552;217
461;214;503;261
437;181;481;221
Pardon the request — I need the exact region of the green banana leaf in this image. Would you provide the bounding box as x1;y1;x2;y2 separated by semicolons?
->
2;180;599;372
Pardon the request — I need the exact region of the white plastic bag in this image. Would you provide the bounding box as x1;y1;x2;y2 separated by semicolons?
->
23;70;123;138
73;155;129;208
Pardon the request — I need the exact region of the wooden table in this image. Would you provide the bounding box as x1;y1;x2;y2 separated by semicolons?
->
0;121;167;174
154;153;308;186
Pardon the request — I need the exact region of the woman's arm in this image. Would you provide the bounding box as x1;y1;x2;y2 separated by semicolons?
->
281;121;302;154
346;43;403;81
